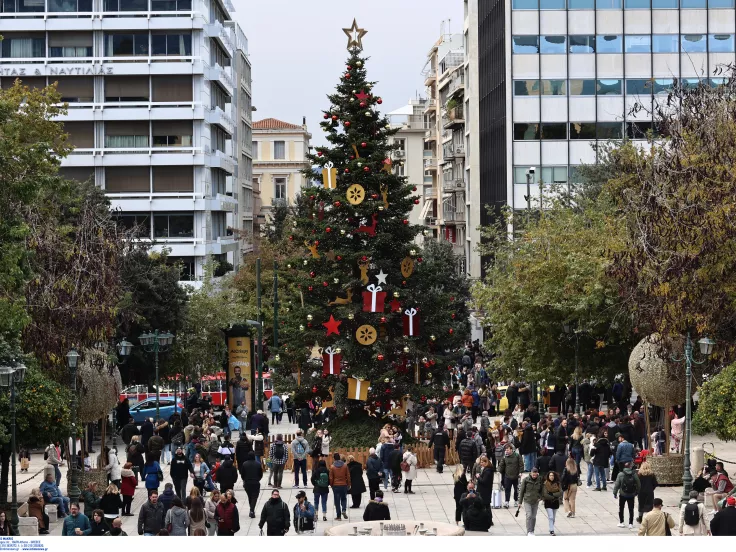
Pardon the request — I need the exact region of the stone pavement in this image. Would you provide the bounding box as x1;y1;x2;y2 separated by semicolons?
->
15;419;736;536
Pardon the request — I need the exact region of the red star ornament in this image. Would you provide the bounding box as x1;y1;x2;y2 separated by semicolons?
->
355;89;371;102
389;298;402;313
322;315;342;336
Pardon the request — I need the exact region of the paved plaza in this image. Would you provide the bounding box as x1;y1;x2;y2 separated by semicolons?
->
16;419;735;536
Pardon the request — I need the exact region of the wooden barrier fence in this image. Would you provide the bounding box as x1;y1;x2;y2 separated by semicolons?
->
257;433;460;471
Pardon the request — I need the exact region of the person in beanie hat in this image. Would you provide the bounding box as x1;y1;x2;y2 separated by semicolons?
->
710;496;736;536
292;490;315;533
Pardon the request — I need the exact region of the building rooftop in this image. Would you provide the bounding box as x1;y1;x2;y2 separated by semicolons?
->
253;118;304;130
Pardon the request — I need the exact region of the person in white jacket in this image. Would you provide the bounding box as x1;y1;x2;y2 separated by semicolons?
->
105;448;122;488
679;491;710;536
402;449;418;494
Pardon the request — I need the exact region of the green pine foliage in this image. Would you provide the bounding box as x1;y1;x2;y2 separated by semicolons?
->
271;46;470;409
693;362;736;441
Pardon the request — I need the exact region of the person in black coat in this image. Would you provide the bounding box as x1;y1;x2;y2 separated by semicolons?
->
536;449;553;477
711;500;736;535
388;444;403;492
216;458;238;494
347;456;366;508
636;461;658;523
429;427;450;473
298;406;311;433
239;451;263;518
120;419;140;446
363;490;391;521
140;418;154;447
463;498;492;532
235;432;253;468
453;467;469;525
475;456;495;526
550;450;567;476
591;436;610;491
115;400;130;431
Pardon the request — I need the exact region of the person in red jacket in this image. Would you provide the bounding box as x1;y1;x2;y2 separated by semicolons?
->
214;493;240;536
710;469;734;512
120;462;137;516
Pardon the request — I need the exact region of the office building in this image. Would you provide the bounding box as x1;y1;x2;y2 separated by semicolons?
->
252;118;312;234
0;0;250;284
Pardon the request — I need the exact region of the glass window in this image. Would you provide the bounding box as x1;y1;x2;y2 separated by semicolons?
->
152;32;192;56
569;123;597;139
514;123;541;140
274;141;286;159
624;0;649;6
569;0;595;6
680;0;706;6
514;80;540;96
49;0;93;11
651;0;677;6
541;36;567;54
652;35;679;53
709;0;735;6
569;79;597;95
597;35;623;53
569;35;596;53
569;166;585;184
541;166;569;184
514;167;540;184
0;35;45;58
626;79;652;95
541;123;567;140
512;0;539;7
682;34;706;53
682;78;705;88
597;122;623;139
652;78;674;94
596;0;622;7
625;35;651;53
274;177;287;200
597;79;622;95
540;0;566;7
541;79;567;95
104;0;147;9
105;33;149;57
152;0;193;9
711;78;727;88
626;121;653;139
154;214;194;239
709;34;735;53
512;36;540;54
4;0;45;12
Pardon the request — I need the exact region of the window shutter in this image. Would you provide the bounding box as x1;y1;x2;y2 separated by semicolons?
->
151;75;193;102
152;166;193;192
105;167;150;192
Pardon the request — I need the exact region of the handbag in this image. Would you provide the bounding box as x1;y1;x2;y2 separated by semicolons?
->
400;461;410;472
664;513;671;536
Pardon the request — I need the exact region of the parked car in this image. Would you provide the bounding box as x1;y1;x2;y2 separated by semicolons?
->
129;397;183;424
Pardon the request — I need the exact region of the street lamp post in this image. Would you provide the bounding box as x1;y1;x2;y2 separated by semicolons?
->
672;333;714;505
563;322;581;414
65;349;81;505
0;363;27;535
138;331;174;420
246;320;263;405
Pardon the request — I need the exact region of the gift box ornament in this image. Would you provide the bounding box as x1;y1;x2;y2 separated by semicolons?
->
322;346;342;376
322;161;337;189
402;307;421;336
362;284;386;312
347;377;370;401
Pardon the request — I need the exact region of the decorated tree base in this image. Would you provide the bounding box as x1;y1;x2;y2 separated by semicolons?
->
307;409;416;449
646;454;685;486
66;468;107;496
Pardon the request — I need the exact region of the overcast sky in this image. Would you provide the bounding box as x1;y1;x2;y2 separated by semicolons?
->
234;0;464;148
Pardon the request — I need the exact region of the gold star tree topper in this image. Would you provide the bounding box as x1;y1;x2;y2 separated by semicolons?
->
343;18;368;50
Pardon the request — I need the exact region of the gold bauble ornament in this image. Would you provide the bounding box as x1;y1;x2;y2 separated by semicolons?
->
410;249;416;256
307;314;313;321
403;346;410;353
299;325;305;331
348;313;355;320
430;335;436;341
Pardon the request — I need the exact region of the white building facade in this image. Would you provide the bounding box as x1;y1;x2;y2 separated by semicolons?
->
0;0;250;282
465;0;736;277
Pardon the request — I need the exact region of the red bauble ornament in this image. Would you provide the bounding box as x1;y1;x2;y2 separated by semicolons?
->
308;286;313;291
451;313;456;319
312;386;318;393
412;186;417;192
350;155;355;160
377;354;384;361
449;328;454;334
336;255;343;261
309;271;315;278
323;281;328;287
402;280;407;286
414;199;420;205
334;201;341;207
363;166;370;172
317;151;323;156
371;193;378;200
326;227;332;233
347;65;352;70
323;114;329;119
377;98;383;104
450;296;455;301
344;168;350;174
417;257;423;263
360;102;367;108
332;115;338;121
361;142;368;147
344;121;351;127
289;235;294;241
380;317;387;324
362;256;368;261
345;73;351;79
315;240;320;245
403;219;409;225
430;359;435;365
309;195;315;200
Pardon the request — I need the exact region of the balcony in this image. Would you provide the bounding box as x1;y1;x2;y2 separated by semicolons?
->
443;210;466;224
443;106;465;129
205;20;235;58
206;149;235;174
424;128;435;141
423;69;436;85
423;156;438;172
423;98;436;114
205;106;235;136
204;63;234;97
448;74;466;98
443;178;465;192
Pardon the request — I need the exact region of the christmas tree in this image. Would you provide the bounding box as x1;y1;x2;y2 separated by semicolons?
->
271;20;470;415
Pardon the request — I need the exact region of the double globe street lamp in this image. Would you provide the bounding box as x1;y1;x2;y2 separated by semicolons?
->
138;331;174;420
0;363;27;535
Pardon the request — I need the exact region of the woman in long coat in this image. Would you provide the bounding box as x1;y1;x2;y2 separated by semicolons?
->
347;455;367;508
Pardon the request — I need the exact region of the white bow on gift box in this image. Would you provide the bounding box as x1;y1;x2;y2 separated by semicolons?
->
365;283;382;312
404;307;418;336
323;346;340;374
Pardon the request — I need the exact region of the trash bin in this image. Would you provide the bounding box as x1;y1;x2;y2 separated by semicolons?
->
692;445;704;477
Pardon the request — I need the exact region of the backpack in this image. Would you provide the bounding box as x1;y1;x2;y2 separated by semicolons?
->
294;440;305;456
171;431;184;446
684;503;700;526
273;443;285;461
621;472;636;495
317;471;329;488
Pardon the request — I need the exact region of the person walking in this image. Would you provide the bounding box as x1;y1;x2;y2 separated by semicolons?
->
636;460;658;523
268;393;283;425
679;490;709;535
379;437;393;490
710;496;736;535
561;456;579;518
543;471;562;535
459;431;479;476
613;462;641;528
519;467;544;536
164;497;188;536
61;503;91;536
126;436;145;482
169;447;193;499
187;496;207;535
475;455;495;526
137;491;165;536
453;465;469;526
291;430;311;488
590;434;610;491
216;457;238;494
366;448;383;500
239;451;262;519
388;443;403;493
120;463;137;516
363;490;391;521
582;433;594;488
204;490;220;535
329;452;351;520
638;498;674;535
214;492;240;536
311;459;330;522
190;453;210;495
402;448;418;495
99;484;123;529
142;456;163;497
80;481;99;519
348;454;367;506
259;489;290;535
520;423;537;473
268;433;288;488
429;426;450;473
570;426;584;469
44;442;63;487
498;444;524;508
293;490;316;533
